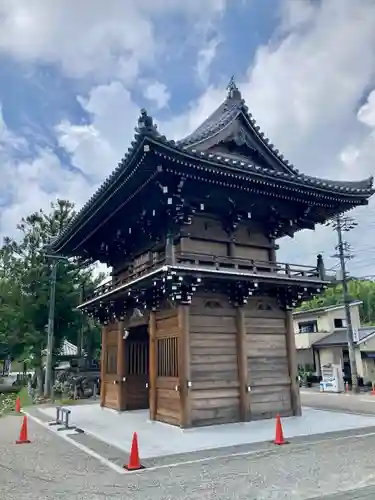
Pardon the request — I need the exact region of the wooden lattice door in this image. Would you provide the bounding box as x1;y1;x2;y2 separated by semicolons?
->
154;311;181;426
124;336;149;410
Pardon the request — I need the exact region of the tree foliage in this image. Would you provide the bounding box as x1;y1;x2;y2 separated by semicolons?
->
0;200;106;366
298;279;375;325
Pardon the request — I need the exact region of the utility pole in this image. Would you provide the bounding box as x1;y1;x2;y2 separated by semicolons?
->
44;253;69;398
327;214;359;392
44;260;57;398
77;284;84;358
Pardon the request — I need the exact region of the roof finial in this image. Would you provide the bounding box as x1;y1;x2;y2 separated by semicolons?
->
226;76;241;100
137;108;158;135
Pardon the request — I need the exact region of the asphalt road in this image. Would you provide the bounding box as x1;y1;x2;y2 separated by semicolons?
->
3;413;375;499
301;389;375;415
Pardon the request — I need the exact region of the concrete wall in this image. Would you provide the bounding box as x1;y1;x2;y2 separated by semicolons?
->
359;335;375;352
294;304;362;349
296;348;314;368
361;357;375;383
354;349;364;378
319;346;343;369
295;332;330;350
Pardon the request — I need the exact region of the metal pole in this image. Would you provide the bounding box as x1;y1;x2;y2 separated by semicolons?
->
77;285;84;357
44;260;57;398
336;215;358;393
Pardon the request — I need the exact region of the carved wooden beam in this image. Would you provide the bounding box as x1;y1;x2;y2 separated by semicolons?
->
228;280;260;306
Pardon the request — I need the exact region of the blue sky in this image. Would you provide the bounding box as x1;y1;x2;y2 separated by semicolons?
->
1;0;375;277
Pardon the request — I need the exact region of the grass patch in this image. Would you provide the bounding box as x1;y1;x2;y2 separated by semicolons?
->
0;386;33;417
18;386;33;407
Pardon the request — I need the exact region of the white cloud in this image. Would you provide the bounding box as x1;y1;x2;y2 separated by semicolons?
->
143;81;170;110
160;0;375;276
51;0;375;277
0;147;91;239
0;0;226;243
2;0;375;280
196;37;220;84
56;82;139;183
0;0;226;84
358;89;375;128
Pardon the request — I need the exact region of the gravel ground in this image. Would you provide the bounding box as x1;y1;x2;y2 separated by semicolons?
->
3;413;375;499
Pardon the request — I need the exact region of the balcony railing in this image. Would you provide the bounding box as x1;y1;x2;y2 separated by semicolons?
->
82;251;329;304
174;251;321;279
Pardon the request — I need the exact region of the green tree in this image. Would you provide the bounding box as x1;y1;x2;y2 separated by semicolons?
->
298;279;375;325
0;200;106;391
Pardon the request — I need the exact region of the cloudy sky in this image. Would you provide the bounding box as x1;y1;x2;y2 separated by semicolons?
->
0;0;375;278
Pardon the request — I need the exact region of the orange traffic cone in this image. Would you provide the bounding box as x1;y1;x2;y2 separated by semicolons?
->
15;396;21;413
124;432;144;471
371;382;375;395
274;414;287;446
16;415;31;445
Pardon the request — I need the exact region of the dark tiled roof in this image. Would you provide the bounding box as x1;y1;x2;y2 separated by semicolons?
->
313;327;375;347
357;327;375;342
48;84;375;252
177;84;373;192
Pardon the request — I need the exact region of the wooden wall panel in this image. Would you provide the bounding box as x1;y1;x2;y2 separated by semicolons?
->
235;222;270;246
155;308;181;426
189;293;240;426
102;321;121;410
103;381;118;409
179;215;273;262
235;245;269;261
181;238;227;257
186;215;227;240
245;298;292;419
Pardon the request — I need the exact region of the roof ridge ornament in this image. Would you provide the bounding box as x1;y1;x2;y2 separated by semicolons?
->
226;76;242;100
137;108;158;135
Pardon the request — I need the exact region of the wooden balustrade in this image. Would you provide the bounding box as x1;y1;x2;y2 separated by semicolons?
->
82;251;325;303
174;251;320;279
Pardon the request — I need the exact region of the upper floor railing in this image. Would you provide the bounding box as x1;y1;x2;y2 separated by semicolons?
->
82;250;331;304
174;251;321;278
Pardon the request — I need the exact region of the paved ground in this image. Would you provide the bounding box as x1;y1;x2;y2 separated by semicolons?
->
4;412;375;499
38;403;375;459
301;389;375;415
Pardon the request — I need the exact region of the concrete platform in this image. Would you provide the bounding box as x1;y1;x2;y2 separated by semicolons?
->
40;404;375;459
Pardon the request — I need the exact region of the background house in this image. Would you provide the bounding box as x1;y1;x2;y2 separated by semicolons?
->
293;302;375;384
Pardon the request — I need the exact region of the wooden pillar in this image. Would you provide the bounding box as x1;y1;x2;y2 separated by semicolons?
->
269;240;277;262
178;304;191;428
228;236;236;258
236;307;250;421
117;321;126;410
285;309;302;416
148;311;157;421
100;325;107;407
165;231;175;265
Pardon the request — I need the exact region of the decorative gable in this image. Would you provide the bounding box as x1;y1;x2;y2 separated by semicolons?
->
178;78;293;174
204;117;277;171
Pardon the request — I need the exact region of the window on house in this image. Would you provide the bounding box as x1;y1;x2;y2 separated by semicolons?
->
298;321;318;333
334;318;347;328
